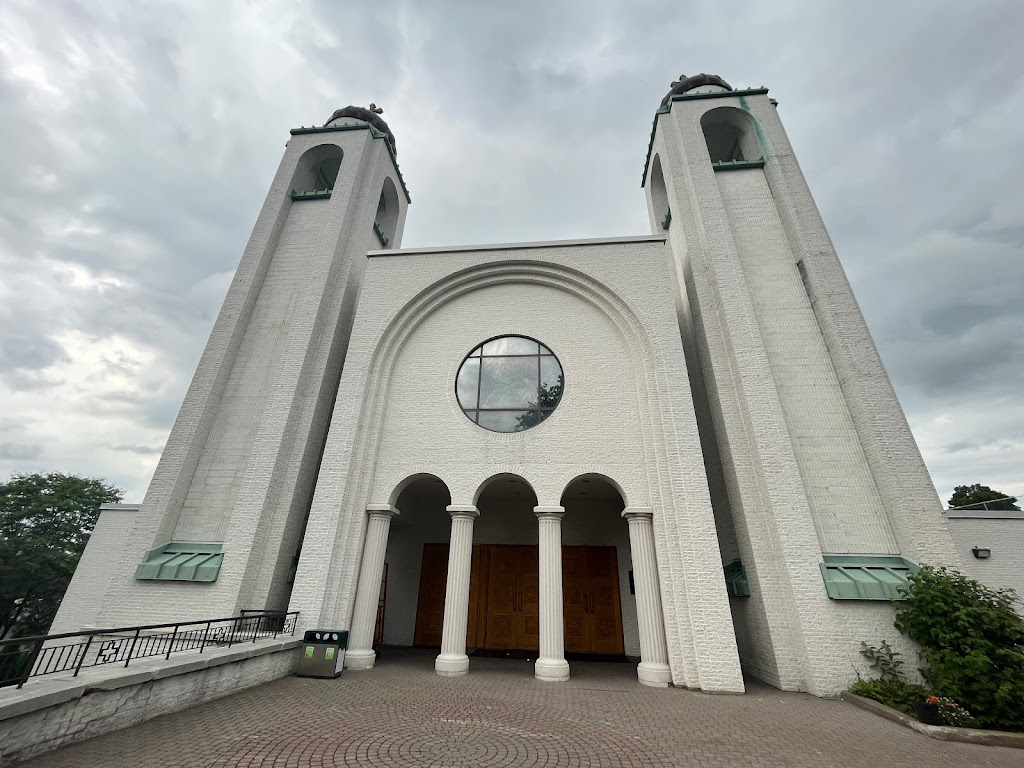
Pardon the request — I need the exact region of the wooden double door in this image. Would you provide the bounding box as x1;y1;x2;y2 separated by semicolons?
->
413;543;624;656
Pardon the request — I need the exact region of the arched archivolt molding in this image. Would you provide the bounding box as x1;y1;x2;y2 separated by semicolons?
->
559;472;628;508
333;260;675;621
386;472;452;507
358;261;668;506
472;473;539;507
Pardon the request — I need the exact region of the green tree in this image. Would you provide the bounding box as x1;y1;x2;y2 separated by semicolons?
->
514;375;564;431
948;483;1019;511
0;473;122;640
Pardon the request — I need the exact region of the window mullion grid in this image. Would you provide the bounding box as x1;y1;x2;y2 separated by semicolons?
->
536;352;542;424
476;347;484;418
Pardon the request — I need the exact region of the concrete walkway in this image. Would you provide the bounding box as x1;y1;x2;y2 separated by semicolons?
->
18;648;1023;767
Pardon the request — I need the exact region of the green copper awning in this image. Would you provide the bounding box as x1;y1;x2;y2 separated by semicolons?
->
819;555;918;600
135;543;224;582
724;560;750;597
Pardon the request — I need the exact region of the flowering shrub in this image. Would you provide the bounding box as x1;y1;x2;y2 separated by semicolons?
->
926;695;975;728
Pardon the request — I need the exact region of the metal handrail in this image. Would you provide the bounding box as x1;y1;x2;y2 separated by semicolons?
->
949;495;1020;510
0;610;299;689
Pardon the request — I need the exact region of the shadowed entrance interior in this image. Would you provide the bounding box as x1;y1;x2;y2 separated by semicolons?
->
409;474;627;657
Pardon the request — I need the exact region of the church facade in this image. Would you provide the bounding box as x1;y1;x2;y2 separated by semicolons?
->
56;74;962;696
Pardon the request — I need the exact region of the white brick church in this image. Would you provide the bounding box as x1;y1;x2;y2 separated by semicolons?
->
54;74;962;696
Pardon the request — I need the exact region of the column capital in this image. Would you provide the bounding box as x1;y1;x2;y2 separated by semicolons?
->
446;504;479;519
622;506;654;522
534;505;565;520
366;504;399;520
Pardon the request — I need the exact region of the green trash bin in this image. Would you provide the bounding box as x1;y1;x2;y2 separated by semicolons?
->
296;629;348;679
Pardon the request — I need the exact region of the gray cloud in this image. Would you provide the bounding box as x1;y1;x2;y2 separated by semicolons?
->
0;443;43;460
0;334;69;372
112;444;164;456
0;0;1021;505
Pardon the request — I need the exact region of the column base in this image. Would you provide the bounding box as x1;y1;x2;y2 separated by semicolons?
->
434;653;470;676
534;657;570;682
637;661;671;687
343;648;377;670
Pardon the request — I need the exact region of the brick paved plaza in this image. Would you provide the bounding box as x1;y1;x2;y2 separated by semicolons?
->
19;648;1023;767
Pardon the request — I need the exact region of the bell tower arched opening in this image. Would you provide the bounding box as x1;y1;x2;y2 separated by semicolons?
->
290;144;343;195
700;106;764;166
379;475;451;655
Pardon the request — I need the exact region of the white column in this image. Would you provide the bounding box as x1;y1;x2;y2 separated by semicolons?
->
624;508;672;686
435;504;479;676
534;505;570;682
344;504;397;670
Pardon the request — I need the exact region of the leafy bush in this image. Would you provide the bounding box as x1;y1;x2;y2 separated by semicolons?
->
850;678;929;716
895;566;1024;731
859;640;905;683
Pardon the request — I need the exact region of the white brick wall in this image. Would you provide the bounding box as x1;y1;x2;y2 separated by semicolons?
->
718;169;897;554
93;121;409;628
289;238;745;693
645;91;960;695
48;505;138;635
946;512;1024;600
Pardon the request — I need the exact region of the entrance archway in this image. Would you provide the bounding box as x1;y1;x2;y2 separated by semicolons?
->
382;475;451;653
472;474;540;655
562;474;672;686
560;475;628;657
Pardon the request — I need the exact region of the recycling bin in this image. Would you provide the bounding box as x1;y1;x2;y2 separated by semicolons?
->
296;629;348;679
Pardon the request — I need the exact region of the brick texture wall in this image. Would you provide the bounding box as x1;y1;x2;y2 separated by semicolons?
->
289;239;745;693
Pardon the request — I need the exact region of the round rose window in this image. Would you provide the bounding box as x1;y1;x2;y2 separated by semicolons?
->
456;335;564;432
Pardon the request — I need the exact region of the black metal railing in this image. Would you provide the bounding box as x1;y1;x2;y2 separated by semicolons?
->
0;610;298;689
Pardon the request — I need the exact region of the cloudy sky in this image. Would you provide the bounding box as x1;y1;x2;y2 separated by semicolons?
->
0;0;1021;506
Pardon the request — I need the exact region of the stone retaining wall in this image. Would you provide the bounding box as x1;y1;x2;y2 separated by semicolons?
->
0;638;300;766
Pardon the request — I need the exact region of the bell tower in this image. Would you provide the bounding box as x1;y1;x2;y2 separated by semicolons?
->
644;74;959;695
95;105;410;627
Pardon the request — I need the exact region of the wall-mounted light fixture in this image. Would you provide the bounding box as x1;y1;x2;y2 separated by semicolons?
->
972;547;991;560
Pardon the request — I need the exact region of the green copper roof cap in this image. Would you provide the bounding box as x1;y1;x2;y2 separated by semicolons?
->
325;104;396;154
659;73;733;108
135;543;224;583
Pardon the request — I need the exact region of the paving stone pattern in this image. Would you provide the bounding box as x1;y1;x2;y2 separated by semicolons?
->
20;648;1023;767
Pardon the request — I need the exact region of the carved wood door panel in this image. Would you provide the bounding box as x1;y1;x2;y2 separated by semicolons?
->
562;546;591;653
413;543;448;646
484;545;519;649
415;543;620;655
586;546;624;655
561;545;624;655
517;545;540;652
413;543;486;647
